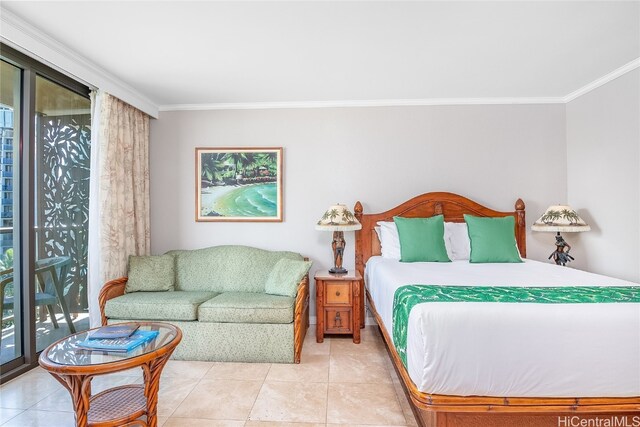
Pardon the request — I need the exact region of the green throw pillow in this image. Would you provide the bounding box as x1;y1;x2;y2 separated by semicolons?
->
464;215;523;263
125;254;175;293
393;215;450;263
265;258;312;297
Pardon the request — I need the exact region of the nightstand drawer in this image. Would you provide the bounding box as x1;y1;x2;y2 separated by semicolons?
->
325;282;351;304
324;308;352;333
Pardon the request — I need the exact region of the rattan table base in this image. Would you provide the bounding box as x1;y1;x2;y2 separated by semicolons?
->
39;322;182;427
88;385;147;426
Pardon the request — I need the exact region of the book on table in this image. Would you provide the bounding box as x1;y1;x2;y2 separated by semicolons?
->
89;323;140;340
78;330;159;353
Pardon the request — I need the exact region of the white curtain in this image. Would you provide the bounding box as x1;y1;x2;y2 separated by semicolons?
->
87;91;151;327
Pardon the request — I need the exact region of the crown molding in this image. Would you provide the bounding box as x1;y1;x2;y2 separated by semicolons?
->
158;58;640;112
1;4;635;115
159;97;566;111
0;7;159;118
564;57;640;103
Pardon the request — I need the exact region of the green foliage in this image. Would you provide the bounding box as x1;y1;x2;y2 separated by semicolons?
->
1;249;14;325
341;209;356;223
255;152;278;175
201;153;227;183
202;151;278;183
0;248;13;270
561;209;580;224
541;209;581;225
322;209;340;223
223;152;255;176
540;210;561;224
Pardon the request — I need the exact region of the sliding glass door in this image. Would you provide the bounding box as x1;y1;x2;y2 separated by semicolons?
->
0;60;21;366
0;45;91;380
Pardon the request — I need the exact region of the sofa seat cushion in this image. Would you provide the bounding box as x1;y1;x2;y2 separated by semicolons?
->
198;292;294;324
105;291;218;321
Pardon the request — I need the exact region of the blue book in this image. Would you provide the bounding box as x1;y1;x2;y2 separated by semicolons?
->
78;330;159;353
89;324;140;340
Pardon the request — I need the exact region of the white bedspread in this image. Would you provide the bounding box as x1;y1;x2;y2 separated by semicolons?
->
365;256;640;397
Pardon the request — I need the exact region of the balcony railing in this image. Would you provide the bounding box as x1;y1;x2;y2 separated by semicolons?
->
0;158;12;165
0;224;87;314
0;212;11;219
1;199;12;206
1;172;12;178
1;185;11;191
2;144;12;151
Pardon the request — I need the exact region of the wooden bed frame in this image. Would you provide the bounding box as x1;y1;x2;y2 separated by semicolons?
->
353;192;639;427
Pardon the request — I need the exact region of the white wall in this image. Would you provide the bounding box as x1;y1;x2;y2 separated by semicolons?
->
567;69;640;282
150;104;566;318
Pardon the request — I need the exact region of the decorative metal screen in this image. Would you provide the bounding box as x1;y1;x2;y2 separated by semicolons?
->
36;113;91;312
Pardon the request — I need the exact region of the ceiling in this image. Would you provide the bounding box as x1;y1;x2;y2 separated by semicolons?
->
1;1;639;109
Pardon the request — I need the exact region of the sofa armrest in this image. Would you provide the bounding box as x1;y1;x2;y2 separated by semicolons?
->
98;277;128;326
293;268;310;363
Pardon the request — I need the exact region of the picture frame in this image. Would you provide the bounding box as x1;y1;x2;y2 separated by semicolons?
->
195;147;283;222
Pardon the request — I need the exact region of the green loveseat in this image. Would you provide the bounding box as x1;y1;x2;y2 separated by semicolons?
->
98;246;310;363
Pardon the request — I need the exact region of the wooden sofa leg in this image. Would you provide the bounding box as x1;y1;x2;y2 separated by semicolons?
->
294;275;310;364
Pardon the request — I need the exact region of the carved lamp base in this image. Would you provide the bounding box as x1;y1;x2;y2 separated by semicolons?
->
548;232;575;267
329;230;347;275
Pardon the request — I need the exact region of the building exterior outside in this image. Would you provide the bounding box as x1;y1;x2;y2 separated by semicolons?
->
0;106;14;261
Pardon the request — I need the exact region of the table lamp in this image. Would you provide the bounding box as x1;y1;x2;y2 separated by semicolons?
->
316;204;362;274
531;205;590;266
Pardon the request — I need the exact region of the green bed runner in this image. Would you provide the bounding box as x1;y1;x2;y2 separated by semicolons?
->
392;284;640;367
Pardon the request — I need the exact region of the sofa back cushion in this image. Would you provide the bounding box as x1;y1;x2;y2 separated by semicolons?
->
265;259;312;297
126;254;175;293
168;245;303;293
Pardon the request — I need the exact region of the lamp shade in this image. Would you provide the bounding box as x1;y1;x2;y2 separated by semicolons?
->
531;205;591;233
316;204;362;231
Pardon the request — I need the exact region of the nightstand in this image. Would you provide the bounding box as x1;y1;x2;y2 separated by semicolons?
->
315;270;363;344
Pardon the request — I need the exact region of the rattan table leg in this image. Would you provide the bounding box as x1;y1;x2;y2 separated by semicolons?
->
53;373;92;427
142;352;171;427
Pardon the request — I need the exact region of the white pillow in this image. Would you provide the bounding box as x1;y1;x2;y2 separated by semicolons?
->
377;221;401;260
444;222;471;260
443;225;453;259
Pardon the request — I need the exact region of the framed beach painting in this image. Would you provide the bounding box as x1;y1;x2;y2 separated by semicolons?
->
196;147;283;222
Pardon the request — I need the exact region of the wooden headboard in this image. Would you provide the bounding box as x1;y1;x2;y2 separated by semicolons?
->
353;192;526;278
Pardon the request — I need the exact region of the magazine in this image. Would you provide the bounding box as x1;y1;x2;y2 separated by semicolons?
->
78;330;159;353
89;323;140;340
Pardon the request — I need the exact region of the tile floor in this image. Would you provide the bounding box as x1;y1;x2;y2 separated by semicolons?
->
0;326;418;427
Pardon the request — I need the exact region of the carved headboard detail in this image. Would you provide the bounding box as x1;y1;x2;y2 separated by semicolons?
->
353;192;526;278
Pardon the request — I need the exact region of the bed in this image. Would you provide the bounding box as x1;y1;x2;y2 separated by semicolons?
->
353;192;640;427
